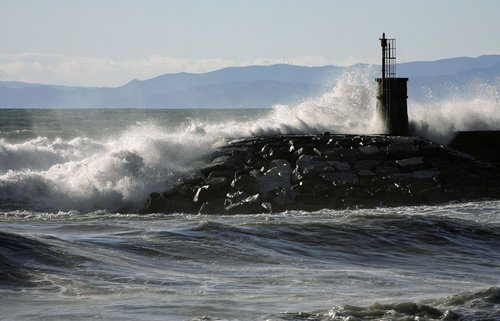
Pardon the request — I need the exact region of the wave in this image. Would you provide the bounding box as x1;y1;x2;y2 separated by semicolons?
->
409;77;500;143
0;124;220;212
1;69;500;212
2;210;498;320
3;212;498;282
0;231;82;288
265;287;500;321
189;213;500;268
0;70;379;213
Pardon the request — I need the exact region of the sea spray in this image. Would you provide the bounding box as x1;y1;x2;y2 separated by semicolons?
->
0;124;221;212
194;67;381;138
409;78;500;143
2;69;500;212
255;67;381;135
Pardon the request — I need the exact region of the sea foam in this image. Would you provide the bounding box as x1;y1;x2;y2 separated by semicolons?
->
1;68;499;212
0;124;218;212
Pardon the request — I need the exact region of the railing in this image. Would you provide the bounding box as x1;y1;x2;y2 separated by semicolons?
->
385;38;396;78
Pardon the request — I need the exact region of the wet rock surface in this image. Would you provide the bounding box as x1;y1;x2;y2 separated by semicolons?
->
142;134;500;214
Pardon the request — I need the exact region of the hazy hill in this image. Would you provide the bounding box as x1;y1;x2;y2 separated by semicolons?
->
1;55;499;108
397;55;500;77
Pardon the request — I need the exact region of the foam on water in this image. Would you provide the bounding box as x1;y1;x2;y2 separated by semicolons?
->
0;124;220;212
1;68;500;212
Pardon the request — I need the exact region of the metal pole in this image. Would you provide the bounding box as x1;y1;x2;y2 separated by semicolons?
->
380;33;387;87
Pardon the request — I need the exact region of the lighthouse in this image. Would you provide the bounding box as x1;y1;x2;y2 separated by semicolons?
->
376;33;409;136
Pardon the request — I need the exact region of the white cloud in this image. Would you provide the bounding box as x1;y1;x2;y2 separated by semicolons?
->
0;53;355;87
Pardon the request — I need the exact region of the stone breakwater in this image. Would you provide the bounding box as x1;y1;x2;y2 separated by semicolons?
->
143;134;500;214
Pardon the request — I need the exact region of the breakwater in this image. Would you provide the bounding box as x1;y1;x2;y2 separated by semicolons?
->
143;134;500;214
449;131;500;166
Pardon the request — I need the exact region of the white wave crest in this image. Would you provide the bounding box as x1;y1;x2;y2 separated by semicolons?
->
2;68;500;212
0;124;219;212
409;78;500;143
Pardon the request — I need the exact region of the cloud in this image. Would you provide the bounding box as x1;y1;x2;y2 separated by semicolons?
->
0;53;233;87
0;53;351;87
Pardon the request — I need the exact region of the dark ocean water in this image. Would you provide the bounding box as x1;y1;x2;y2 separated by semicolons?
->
1;206;499;320
1;106;499;320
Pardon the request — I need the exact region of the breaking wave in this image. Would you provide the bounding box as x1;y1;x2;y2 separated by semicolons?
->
269;287;500;321
0;124;218;212
1;68;500;212
409;77;500;143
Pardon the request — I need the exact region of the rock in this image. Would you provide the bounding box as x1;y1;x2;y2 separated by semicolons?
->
267;147;292;160
387;173;413;182
354;160;380;170
208;176;229;187
340;147;358;161
321;147;340;159
396;156;425;168
143;191;195;214
256;171;291;194
193;185;211;204
199;199;226;214
143;133;500;214
209;150;250;170
386;143;419;158
142;192;165;213
295;146;312;156
320;172;359;185
211;155;232;166
271;188;298;211
226;190;250;204
412;169;439;180
269;159;292;171
296;174;329;189
225;194;272;214
295;154;317;167
193;179;228;204
328;161;351;171
295;155;333;175
424;156;453;169
266;159;293;176
325;147;357;161
357;169;377;177
358;145;381;158
231;175;259;194
376;166;402;176
208;169;235;180
260;144;271;155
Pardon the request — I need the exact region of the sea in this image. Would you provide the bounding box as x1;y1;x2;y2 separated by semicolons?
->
1;75;500;320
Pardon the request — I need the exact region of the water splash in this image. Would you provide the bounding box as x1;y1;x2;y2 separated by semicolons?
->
409;78;500;143
197;66;381;138
0;124;219;212
2;68;500;212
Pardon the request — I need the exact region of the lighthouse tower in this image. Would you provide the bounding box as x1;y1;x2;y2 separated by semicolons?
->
376;33;409;136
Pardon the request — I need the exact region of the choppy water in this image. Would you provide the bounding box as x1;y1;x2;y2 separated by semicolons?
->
1;204;499;320
1;74;500;320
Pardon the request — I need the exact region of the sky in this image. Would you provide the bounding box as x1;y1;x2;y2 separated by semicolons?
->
1;0;499;87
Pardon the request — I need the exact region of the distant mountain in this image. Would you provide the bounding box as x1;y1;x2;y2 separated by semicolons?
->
397;55;500;77
401;55;500;101
1;55;499;108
